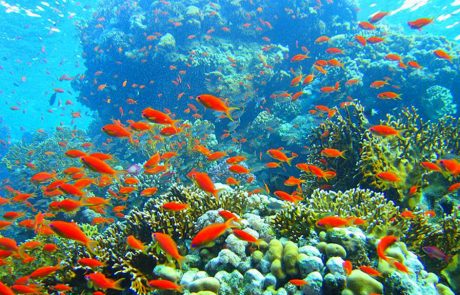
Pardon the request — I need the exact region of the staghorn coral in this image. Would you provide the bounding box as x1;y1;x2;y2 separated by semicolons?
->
272;188;400;241
359;107;460;207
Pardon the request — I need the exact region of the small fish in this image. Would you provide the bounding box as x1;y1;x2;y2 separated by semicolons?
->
148;279;182;292
78;257;105;268
142;107;179;126
86;272;124;291
189;171;221;199
343;260;353;275
392;261;410;273
232;229;262;245
377;235;398;261
422;246;451;262
359;266;382;277
376;171;401;183
377;91;401;100
191;219;236;248
321;148;346;158
152;232;185;265
289;279;308;286
369;125;401;137
126;235;145;252
162;201;188;211
369;11;389;23
408;17;433;30
49;221;96;253
196;94;239;121
433;49;453;63
316;216;353;229
267;149;297;166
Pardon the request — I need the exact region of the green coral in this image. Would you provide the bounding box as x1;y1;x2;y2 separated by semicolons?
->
359;108;460;207
273;188;400;241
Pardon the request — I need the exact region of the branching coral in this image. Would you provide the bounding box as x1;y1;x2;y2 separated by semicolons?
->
76;185;249;293
359;107;460;207
272;188;400;241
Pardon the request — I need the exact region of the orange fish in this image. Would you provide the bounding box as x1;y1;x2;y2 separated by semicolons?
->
290;74;303;87
448;182;460;193
191;219;235;248
232;229;262;245
81;156;117;175
369;125;401;137
438;159;460;176
162;201;189;211
148;279;182;292
420;161;441;172
355;35;367;46
370;80;388;89
359;21;376;30
316;216;352;229
343;260;353;275
303;74;315;85
78;257;105;268
86;272;123;291
152;232;184;264
377;235;398;261
408;18;433;30
367;36;384;44
207;151;227;161
218;210;241;223
267;149;297;166
0;282;14;295
392;261;410;273
291;54;309;62
102;120;132;141
142;107;179;126
274;190;303;203
189;171;220;199
65;149;87;158
376;171;401;183
377;91;401;100
289;279;308;286
31;171;55;183
369;11;389;23
315;35;330;43
127;120;151;131
196;94;239;121
321;148;346;158
140;187;158;197
226;156;247;164
29;262;61;278
49;221;96;253
359;266;382;277
433;49;453;63
228;164;250;174
126;235;145;252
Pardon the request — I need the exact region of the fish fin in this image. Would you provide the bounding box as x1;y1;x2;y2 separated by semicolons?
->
86;240;98;256
113;278;125;291
225;107;239;121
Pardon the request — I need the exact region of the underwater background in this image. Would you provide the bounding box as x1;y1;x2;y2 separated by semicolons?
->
0;0;459;294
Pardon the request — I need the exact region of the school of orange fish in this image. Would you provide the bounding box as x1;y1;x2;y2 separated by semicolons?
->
0;5;459;295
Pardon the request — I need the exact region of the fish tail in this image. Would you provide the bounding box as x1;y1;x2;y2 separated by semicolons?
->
86;240;98;256
286;155;297;166
177;255;187;270
113;278;125;291
225;107;239;121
